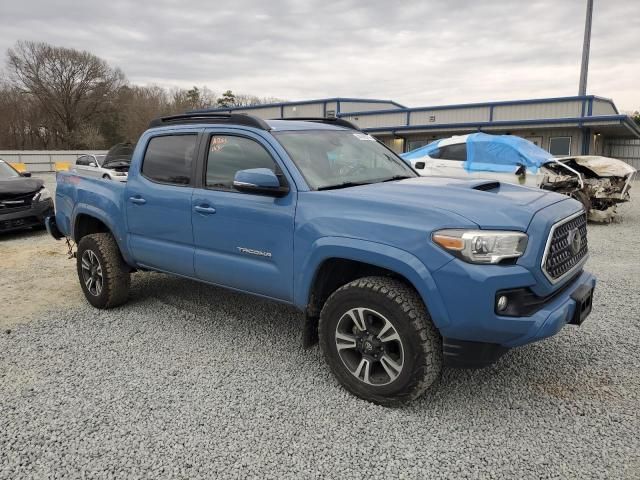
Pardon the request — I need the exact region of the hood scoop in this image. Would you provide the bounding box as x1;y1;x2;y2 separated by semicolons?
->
471;181;500;192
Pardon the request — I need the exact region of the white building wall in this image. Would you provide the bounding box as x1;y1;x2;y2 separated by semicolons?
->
605;139;640;170
232;106;281;119
591;99;617;116
410;107;490;125
338;101;400;113
283;103;324;118
343;112;407;129
493;101;582;121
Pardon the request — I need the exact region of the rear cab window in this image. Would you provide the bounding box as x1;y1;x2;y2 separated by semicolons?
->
142;134;198;185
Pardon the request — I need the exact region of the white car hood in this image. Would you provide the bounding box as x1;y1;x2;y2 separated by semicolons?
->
569;156;637;177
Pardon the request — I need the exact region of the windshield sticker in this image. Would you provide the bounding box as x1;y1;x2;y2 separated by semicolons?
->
210;136;228;152
353;133;376;141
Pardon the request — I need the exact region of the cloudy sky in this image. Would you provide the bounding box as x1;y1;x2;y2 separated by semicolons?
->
1;0;638;111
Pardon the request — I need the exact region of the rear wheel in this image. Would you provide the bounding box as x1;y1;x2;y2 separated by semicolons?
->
319;276;442;406
76;233;130;308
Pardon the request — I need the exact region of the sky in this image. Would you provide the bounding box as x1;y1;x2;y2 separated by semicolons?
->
1;0;638;112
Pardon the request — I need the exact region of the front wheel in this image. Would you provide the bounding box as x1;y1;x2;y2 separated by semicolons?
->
319;276;442;406
76;233;130;308
102;174;111;180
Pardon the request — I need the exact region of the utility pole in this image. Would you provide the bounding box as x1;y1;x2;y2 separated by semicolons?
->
578;0;594;96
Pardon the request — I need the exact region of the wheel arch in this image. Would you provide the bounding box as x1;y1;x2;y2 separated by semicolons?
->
297;237;450;346
72;207;133;266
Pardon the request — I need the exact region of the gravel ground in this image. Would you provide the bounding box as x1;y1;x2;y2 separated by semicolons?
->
1;179;639;479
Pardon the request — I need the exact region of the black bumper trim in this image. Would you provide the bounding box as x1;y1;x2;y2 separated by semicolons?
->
443;338;509;369
0;200;54;233
495;271;581;317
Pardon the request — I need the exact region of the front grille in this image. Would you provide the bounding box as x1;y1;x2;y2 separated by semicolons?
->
0;192;34;212
542;211;588;283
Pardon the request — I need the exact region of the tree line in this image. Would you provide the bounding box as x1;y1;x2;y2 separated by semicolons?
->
0;41;283;150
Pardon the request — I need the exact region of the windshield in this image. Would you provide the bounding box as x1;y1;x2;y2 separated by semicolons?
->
273;130;416;190
0;160;20;179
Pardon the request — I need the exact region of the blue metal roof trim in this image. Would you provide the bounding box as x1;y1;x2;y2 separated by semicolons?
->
338;95;619;118
193;97;406;113
359;115;633;134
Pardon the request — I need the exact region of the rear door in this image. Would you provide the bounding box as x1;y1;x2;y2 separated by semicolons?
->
191;129;296;301
125;132;200;276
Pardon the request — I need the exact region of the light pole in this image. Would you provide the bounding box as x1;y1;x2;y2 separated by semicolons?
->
578;0;594;96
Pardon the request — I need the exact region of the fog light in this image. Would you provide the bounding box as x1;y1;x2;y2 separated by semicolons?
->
497;295;508;312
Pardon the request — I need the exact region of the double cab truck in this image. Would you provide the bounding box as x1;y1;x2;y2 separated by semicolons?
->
47;113;595;406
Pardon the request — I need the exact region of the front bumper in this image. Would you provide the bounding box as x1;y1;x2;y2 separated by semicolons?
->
432;258;596;366
0;199;54;232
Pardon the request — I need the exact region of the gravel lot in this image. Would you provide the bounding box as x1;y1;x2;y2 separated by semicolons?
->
1;176;639;479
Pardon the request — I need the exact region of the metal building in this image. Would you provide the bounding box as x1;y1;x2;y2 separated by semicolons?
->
201;95;640;168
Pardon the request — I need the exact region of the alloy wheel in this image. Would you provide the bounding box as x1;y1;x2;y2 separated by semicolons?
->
334;307;404;386
80;249;103;296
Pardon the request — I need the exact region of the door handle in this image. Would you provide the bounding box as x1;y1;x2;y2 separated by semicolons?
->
194;205;217;215
129;196;147;205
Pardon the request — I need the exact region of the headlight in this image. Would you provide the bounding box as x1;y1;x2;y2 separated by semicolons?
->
112;171;127;176
432;229;528;264
32;187;52;202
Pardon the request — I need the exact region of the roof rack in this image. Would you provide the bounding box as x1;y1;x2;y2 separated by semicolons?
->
276;117;361;131
148;112;271;131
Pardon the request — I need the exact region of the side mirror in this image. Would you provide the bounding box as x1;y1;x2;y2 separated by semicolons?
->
515;164;526;176
89;162;97;167
414;161;425;170
233;168;289;197
21;172;32;177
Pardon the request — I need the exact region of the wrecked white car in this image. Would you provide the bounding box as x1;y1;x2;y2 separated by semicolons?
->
402;133;636;222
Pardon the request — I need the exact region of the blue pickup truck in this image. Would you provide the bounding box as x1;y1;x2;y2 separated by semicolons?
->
47;113;595;406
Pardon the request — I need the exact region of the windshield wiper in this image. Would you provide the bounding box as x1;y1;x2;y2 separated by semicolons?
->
317;181;372;191
381;175;413;182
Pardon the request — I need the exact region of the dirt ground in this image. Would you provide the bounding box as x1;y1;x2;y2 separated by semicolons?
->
0;229;82;328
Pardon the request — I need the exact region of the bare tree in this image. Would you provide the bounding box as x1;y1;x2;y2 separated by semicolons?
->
6;41;125;148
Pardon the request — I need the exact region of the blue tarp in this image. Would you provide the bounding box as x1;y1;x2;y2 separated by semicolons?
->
401;133;554;173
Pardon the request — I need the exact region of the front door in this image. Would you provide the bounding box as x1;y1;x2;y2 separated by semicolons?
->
125;132;199;276
191;130;295;301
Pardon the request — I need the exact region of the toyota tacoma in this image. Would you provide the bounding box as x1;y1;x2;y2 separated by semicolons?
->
46;113;596;406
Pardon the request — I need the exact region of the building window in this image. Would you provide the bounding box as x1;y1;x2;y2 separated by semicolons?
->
549;136;572;156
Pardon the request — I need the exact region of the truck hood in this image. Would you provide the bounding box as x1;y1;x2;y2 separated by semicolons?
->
326;176;571;231
0;177;44;196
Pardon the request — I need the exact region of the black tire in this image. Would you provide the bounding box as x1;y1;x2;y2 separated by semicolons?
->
102;174;111;180
319;276;442;407
76;233;130;309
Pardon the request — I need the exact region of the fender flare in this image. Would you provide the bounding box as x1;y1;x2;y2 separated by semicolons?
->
295;236;451;329
72;203;135;265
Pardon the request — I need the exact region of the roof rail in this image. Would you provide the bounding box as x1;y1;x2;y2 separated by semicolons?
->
148;112;271;130
277;117;361;131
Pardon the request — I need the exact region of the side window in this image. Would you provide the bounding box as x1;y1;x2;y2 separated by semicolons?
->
439;143;467;161
142;134;197;185
76;156;88;166
206;135;278;190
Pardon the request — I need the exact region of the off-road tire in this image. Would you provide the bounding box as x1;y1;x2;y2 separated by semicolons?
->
319;276;442;407
76;233;130;309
